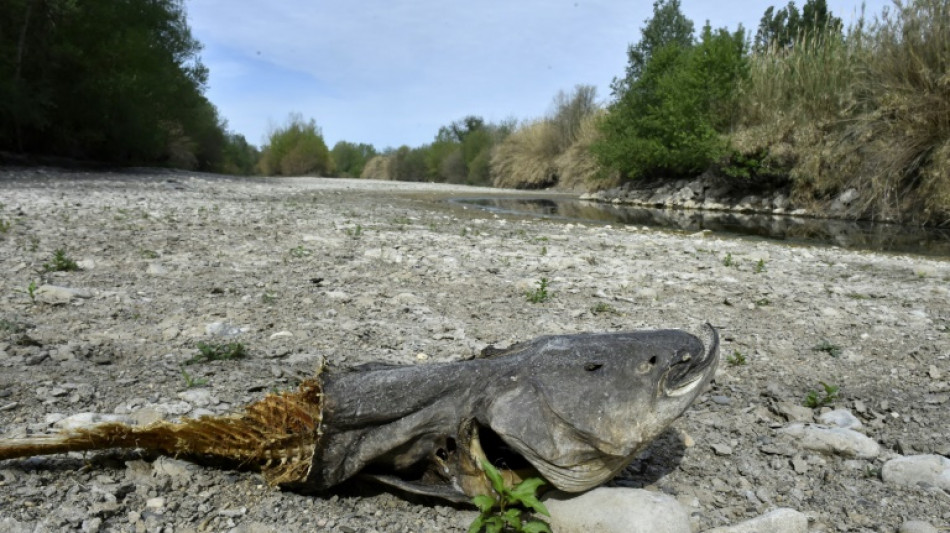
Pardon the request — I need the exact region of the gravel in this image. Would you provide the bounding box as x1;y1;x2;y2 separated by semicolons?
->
1;168;948;532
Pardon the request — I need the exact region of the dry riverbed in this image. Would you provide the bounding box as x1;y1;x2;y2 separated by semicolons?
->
0;169;948;532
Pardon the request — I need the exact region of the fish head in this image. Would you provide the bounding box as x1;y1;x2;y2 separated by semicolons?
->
472;324;719;493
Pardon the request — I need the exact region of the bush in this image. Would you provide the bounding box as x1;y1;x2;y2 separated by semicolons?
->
330;141;376;178
360;155;392;180
259;114;333;176
595;24;747;180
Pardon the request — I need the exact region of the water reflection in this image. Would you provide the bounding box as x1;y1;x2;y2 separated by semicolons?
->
457;197;950;257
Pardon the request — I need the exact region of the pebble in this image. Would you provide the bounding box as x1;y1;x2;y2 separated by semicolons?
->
882;454;950;491
544;488;691;533
899;521;939;533
779;423;880;458
772;401;813;422
702;508;807;533
817;409;863;430
35;285;93;305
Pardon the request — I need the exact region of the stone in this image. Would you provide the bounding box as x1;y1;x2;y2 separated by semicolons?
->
53;412;133;431
543;488;691;533
817;409;863;430
36;285;92;305
779;423;880;458
882;454;950;491
702;508;807;533
772;401;814;422
899;521;939;533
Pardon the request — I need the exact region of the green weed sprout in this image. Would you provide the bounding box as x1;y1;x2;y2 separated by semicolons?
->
180;367;208;388
804;381;840;408
43;248;79;272
469;459;551;533
185;341;247;365
525;278;550;303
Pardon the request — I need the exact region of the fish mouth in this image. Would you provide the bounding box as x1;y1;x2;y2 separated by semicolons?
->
662;324;719;397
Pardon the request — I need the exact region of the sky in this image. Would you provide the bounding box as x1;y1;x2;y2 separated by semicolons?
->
185;1;890;151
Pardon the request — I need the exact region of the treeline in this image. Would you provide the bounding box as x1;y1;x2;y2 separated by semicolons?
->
0;0;254;173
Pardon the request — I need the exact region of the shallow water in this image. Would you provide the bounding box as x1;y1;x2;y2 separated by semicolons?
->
456;197;950;258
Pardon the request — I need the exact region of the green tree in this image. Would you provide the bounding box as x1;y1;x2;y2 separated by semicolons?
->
219;133;260;175
0;0;226;168
611;0;695;96
595;21;747;180
259;114;333;176
754;0;842;51
330;141;376;177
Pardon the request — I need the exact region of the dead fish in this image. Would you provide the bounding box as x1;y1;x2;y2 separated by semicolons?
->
0;324;719;503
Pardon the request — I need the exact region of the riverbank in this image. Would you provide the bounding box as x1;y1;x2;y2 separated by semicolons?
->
1;169;948;532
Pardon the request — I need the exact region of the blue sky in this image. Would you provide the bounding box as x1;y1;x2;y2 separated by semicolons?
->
185;1;889;151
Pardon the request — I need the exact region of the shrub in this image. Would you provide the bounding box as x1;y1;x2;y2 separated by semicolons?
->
330;141;376;178
259;113;333;176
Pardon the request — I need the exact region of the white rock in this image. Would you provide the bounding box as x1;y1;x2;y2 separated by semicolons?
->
817;409;863;430
145;497;165;511
882;454;950;491
177;388;215;407
145;263;167;275
779;423;880;458
205;322;245;337
76;259;95;270
702;508;807;533
543;488;691;533
53;412;133;431
269;330;293;340
36;284;92;304
324;290;352;303
899;521;939;533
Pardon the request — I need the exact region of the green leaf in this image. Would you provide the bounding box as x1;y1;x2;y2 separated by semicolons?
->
502;508;523;530
481;459;507;496
472;494;496;514
509;477;547;502
484;516;505;533
513;493;550;517
522;520;553;533
467;515;486;533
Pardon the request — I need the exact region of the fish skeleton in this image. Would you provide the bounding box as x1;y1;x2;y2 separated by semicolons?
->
0;324;719;502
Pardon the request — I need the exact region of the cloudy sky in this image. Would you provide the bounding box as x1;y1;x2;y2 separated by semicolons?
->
185;1;889;150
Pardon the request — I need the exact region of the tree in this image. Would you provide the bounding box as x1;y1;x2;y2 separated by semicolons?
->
259;114;332;176
595;22;747;180
754;0;842;51
330;141;376;177
0;0;229;169
611;0;694;96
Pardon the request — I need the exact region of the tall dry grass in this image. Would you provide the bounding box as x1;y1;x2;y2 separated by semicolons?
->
360;155;393;180
491;85;603;189
733;0;950;223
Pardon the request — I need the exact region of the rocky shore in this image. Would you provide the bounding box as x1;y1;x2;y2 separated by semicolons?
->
0;169;948;532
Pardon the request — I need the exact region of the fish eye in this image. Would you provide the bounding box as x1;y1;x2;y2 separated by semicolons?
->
637;356;658;374
649;356;657;365
584;362;604;372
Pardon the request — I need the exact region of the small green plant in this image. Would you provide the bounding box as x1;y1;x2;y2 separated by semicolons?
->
43;248;79;272
460;227;468;237
540;245;547;256
722;253;734;267
755;297;771;307
812;339;842;358
25;280;37;303
804;381;840;408
754;259;767;273
186;341;247;365
180;367;208;388
140;249;160;259
469;459;551;533
261;292;278;304
590;302;618;315
29;236;39;252
525;278;550;304
726;350;747;366
0;219;11;233
346;224;363;238
289;245;312;258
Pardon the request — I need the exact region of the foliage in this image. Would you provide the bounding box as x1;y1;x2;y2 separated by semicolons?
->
259;114;333;176
525;278;551;304
754;0;843;51
186;341;247;365
726;350;747;366
468;460;551;533
42;248;79;272
595;15;747;181
219;133;261;175
611;0;695;96
330;141;377;178
812;339;842;358
180;367;208;388
0;0;229;169
804;381;840;408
